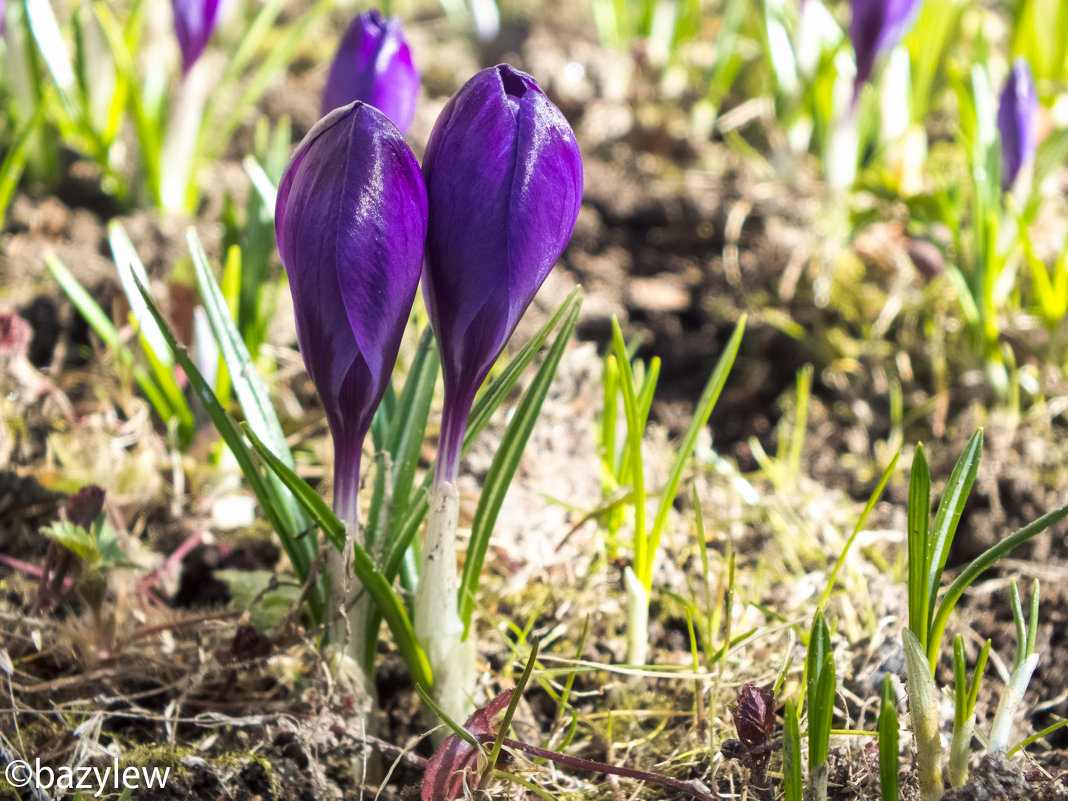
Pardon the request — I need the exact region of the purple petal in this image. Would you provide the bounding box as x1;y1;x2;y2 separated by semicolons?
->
322;10;420;134
422;65;582;416
851;0;922;89
276;102;426;467
998;58;1038;191
172;0;221;74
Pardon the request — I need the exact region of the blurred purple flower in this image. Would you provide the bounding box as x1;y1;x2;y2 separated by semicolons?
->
172;0;222;74
275;102;427;510
322;9;419;134
850;0;922;94
422;64;583;483
998;58;1038;191
68;485;106;529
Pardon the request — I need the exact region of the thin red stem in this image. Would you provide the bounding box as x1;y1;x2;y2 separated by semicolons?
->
501;737;714;801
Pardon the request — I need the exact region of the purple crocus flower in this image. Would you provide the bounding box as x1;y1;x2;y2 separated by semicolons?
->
850;0;922;94
998;58;1038;191
172;0;222;74
322;10;419;134
422;64;583;484
275;102;427;518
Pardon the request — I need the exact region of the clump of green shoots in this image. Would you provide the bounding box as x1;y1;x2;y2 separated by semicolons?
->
902;429;1068;800
599;316;745;667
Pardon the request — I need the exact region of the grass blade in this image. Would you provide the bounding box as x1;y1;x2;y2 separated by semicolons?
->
45;253;174;425
459;296;582;631
384;289;580;584
907;443;931;648
925;429;983;633
647;317;745;586
0;106;44;223
783;699;803;801
818;449;899;610
129;269;323;619
108;221;195;444
385;326;440;541
466;288;580;448
878;675;899;801
188;228;311;543
611;317;647;577
928;500;1068;667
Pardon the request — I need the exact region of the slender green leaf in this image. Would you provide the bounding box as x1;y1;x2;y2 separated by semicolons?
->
647;317;745;586
243;154;278;215
611;318;647;577
928;501;1068;667
108;221;173;365
783;700;803;801
818;450;899;610
243;423;431;688
466;288;580;448
878;675;899;801
25;0;76;94
130;271;325;620
385;289;579;583
486;636;539;775
188;228;311;545
45;253;174;423
219;0;288;84
0;106;45;223
803;608;831;720
208;0;332;158
813;652;836;766
385;326;439;541
907;443;931;648
459;297;582;631
926;429;983;632
92;1;161;202
108;221;195;444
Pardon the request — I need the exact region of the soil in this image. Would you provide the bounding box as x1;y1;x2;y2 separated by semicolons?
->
3;5;1068;801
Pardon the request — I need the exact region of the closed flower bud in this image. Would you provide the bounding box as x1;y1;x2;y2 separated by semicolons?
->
322;10;419;134
998;58;1038;191
850;0;921;92
275;102;427;513
422;64;583;480
172;0;222;74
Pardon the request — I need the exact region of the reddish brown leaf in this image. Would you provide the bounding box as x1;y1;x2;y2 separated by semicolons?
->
421;689;513;801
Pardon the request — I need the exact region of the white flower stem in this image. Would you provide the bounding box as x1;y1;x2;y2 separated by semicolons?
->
414;481;473;722
159;56;211;214
988;654;1039;754
826;99;859;193
327;479;370;667
624;566;649;667
948;713;975;788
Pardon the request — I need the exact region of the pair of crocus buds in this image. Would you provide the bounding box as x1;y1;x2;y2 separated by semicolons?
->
997;58;1038;192
275;63;583;519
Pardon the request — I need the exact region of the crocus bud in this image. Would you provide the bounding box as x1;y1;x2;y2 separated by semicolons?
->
422;64;583;481
850;0;921;93
275;102;426;515
322;10;419;134
998;58;1038;191
172;0;222;74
